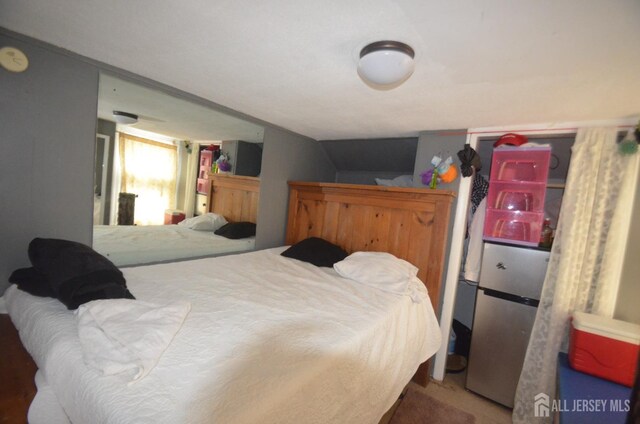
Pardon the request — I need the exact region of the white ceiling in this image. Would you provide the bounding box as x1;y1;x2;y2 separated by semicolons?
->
2;0;639;140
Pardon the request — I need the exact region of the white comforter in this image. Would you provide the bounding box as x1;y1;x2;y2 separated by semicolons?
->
5;247;441;424
92;224;255;266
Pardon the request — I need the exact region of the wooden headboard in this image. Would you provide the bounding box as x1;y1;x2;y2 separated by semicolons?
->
286;182;455;314
207;174;260;223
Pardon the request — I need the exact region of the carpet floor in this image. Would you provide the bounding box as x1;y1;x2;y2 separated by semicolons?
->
390;385;476;424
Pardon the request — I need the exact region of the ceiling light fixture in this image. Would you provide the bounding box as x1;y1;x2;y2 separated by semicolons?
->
112;110;138;125
358;40;415;89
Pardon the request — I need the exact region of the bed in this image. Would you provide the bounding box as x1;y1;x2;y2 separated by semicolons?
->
4;182;455;424
92;174;260;266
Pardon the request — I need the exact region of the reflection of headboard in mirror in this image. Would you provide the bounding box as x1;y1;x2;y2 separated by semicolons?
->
207;175;260;223
286;182;455;386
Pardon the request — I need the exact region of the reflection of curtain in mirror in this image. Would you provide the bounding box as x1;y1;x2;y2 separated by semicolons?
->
119;133;177;225
109;133;122;225
183;143;199;218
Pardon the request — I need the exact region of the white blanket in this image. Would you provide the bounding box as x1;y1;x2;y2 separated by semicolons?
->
77;299;191;383
28;371;71;424
5;247;441;424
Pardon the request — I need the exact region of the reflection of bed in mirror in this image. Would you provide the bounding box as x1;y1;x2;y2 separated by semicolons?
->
5;182;454;424
93;174;260;266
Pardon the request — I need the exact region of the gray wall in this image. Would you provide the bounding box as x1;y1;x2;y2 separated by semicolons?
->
0;31;99;293
321;137;418;185
235;141;263;177
614;167;640;324
219;140;264;177
256;127;336;249
335;170;408;185
220;140;238;171
412;130;469;315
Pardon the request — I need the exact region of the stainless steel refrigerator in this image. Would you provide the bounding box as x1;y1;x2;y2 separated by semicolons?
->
465;242;550;408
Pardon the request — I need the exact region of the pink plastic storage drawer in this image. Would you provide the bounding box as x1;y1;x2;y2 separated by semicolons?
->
200;150;212;167
199;166;210;179
197;178;209;194
490;147;551;183
483;209;543;246
487;181;546;212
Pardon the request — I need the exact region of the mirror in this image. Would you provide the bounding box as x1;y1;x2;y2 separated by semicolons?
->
93;73;264;267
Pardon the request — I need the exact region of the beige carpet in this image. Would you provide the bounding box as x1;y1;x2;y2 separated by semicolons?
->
390;385;476;424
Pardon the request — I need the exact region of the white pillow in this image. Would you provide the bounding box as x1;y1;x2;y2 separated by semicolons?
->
333;251;418;294
178;213;227;231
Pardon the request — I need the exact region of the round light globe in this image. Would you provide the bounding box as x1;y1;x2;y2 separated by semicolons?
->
358;41;415;88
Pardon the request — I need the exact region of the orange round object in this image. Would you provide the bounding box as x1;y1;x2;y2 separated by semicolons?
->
439;164;458;183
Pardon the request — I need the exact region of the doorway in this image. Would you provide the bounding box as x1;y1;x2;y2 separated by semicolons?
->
433;124;580;381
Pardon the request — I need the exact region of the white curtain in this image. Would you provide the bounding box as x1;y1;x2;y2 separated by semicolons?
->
119;133;178;226
513;127;639;422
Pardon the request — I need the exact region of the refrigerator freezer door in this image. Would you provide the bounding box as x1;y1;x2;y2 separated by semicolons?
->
466;289;538;407
479;243;550;299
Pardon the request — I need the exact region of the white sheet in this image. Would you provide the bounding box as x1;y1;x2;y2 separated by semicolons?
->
92;224;255;266
5;247;441;424
77;299;191;382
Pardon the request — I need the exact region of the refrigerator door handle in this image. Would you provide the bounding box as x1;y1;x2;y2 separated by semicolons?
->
481;288;540;307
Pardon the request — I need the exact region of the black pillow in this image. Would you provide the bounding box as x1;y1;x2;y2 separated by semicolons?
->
214;222;257;239
11;238;135;310
280;237;348;267
9;267;55;298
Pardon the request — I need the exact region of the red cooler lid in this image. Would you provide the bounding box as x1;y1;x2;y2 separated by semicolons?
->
572;311;640;345
494;133;528;147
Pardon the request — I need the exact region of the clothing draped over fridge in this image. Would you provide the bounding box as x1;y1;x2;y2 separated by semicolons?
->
464;173;489;282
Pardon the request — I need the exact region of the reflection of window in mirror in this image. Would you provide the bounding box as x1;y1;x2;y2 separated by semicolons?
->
119;131;178;225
